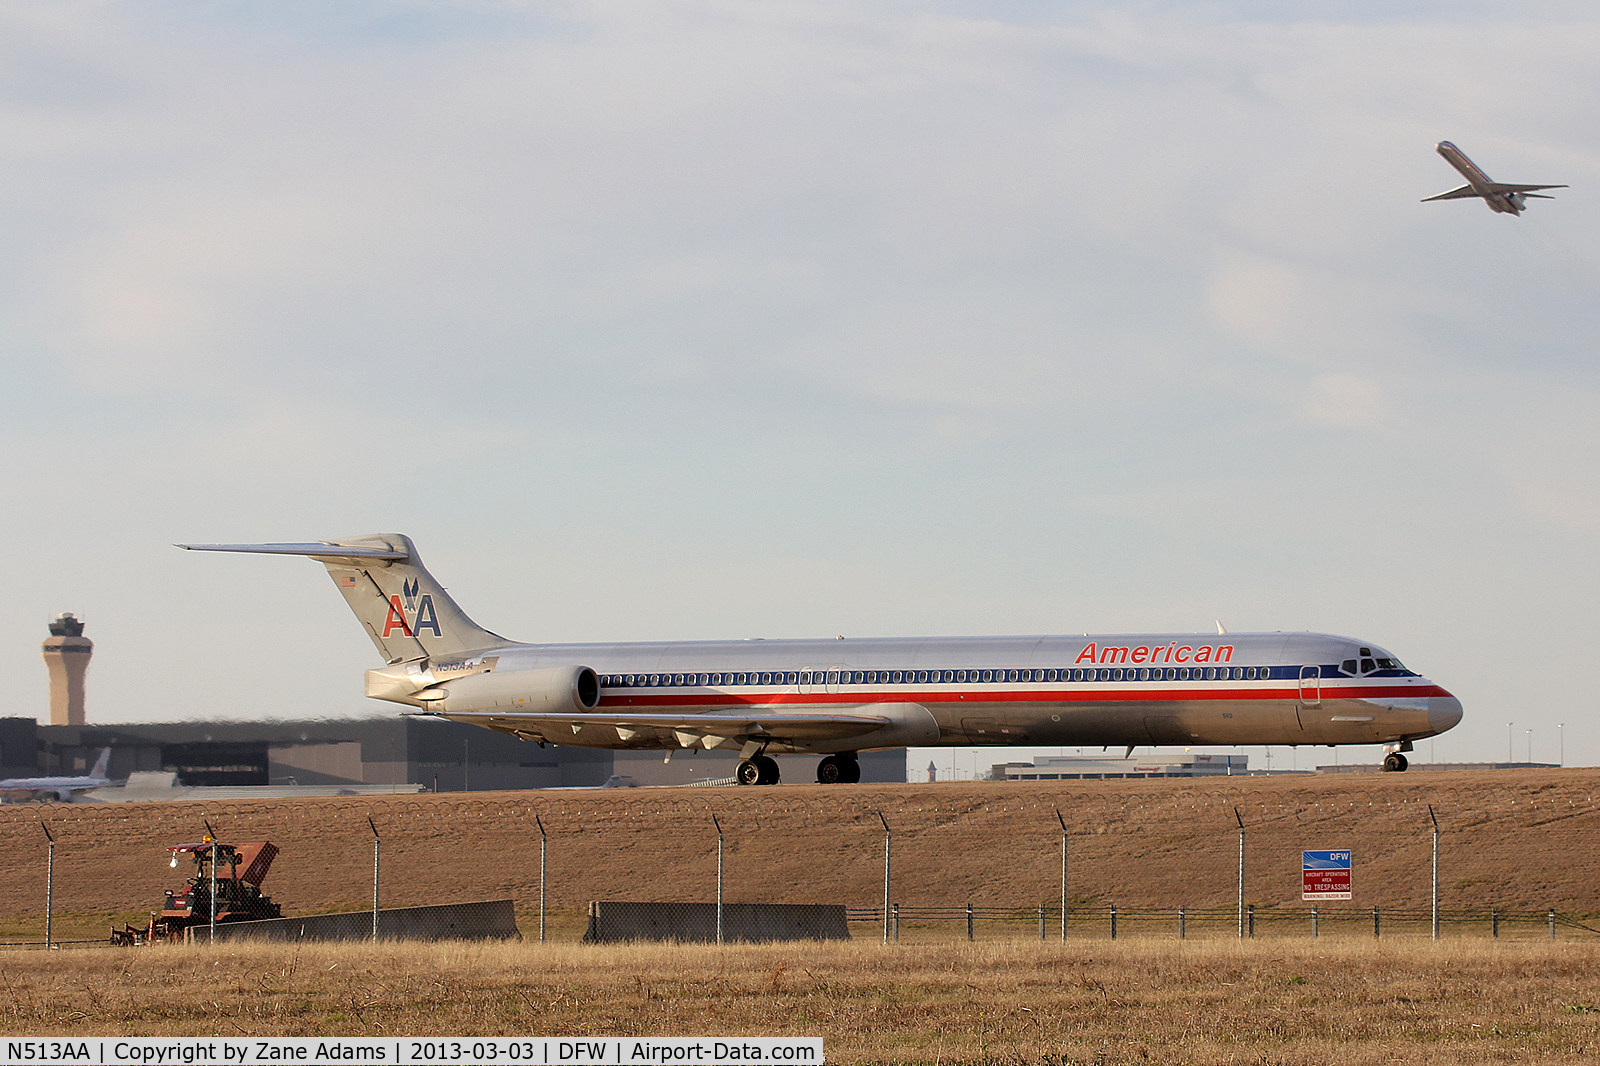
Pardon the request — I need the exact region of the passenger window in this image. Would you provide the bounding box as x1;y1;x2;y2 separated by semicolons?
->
698;673;709;685
1072;669;1084;681
980;670;993;683
957;670;969;683
827;671;839;684
785;672;798;685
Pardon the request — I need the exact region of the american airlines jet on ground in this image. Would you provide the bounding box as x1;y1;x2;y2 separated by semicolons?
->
181;535;1463;783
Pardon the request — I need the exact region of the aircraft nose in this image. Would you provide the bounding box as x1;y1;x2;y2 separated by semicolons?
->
1429;694;1463;734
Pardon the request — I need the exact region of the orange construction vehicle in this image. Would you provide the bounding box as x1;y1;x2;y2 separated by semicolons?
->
112;837;281;944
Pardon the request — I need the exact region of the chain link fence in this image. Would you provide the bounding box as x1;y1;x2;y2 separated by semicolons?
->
0;778;1597;948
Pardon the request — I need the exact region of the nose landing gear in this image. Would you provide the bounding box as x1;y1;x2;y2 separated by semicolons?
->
1381;740;1414;772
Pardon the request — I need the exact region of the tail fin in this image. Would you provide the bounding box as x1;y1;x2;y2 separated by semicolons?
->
178;534;512;664
90;747;111;779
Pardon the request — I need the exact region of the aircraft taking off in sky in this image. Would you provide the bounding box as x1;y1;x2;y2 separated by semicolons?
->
181;535;1463;782
0;748;111;802
1423;141;1565;215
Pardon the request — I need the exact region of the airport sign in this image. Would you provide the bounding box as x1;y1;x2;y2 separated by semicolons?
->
1302;850;1352;900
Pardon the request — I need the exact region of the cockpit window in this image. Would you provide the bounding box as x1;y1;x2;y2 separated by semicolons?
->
1376;657;1402;670
1341;659;1357;675
1360;658;1376;673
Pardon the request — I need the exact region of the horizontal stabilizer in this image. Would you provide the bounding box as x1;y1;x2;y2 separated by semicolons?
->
1421;184;1480;202
178;542;407;560
179;534;509;661
1486;183;1567;193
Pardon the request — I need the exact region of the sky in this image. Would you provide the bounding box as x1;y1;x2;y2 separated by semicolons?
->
3;0;1598;774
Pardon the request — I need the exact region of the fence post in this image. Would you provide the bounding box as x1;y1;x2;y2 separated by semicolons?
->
535;814;547;943
1178;905;1185;940
712;814;724;947
1373;906;1380;939
367;816;380;943
1492;907;1499;938
1235;808;1246;939
1038;902;1045;941
1248;904;1255;938
1312;904;1318;940
40;823;53;949
1429;805;1440;941
205;819;218;946
966;902;974;942
1550;909;1557;940
1056;809;1069;943
877;811;891;945
1110;904;1117;940
892;902;899;943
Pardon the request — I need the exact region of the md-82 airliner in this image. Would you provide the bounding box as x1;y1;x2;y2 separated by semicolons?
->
181;535;1463;783
1423;140;1565;215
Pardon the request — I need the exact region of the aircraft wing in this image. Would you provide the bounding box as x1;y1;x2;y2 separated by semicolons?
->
1486;183;1567;193
414;708;894;746
1421;184;1481;201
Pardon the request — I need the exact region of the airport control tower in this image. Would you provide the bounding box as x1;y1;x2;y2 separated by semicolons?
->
40;613;93;726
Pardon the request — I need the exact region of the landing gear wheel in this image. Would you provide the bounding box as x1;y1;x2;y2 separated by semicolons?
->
816;755;862;784
738;755;781;785
1382;752;1409;773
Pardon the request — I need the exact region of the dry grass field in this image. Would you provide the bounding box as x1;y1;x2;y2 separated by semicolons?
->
1;771;1598;1060
1;937;1599;1063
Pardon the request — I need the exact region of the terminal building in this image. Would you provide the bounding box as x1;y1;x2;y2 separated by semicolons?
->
2;716;905;793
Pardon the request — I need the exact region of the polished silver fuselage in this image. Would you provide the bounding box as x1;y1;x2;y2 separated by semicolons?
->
477;630;1461;754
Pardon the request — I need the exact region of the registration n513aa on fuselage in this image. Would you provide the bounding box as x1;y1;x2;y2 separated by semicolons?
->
180;535;1463;784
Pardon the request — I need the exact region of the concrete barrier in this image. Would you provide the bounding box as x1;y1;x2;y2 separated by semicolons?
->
199;899;519;942
582;901;850;943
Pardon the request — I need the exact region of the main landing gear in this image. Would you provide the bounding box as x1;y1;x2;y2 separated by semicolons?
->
736;754;780;785
816;754;861;784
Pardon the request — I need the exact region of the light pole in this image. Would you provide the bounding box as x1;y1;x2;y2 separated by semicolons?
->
1526;729;1532;764
1559;723;1565;767
1507;722;1514;763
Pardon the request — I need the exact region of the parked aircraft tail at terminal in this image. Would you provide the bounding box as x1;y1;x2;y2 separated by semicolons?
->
0;747;112;802
1423;141;1565;215
179;535;1463;783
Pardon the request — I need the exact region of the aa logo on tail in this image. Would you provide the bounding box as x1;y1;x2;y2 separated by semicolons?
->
383;579;442;639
